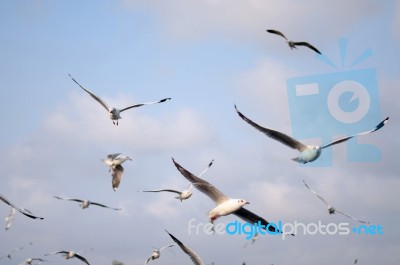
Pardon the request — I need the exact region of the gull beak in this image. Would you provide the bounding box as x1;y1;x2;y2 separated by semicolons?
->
245;201;250;205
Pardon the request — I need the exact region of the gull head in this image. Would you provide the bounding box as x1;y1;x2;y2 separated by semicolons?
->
238;199;250;207
287;41;296;49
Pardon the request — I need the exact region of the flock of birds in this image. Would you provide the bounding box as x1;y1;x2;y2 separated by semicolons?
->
1;29;390;265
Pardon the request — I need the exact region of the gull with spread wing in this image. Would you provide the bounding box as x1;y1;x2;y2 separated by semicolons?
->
45;251;90;265
266;29;321;54
303;180;369;223
165;230;204;265
144;244;174;265
1;194;44;220
19;258;47;265
235;105;389;164
53;196;121;210
69;74;171;125
102;153;132;191
172;158;279;234
139;159;214;201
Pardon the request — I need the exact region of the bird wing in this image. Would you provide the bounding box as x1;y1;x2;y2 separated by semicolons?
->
235;105;308;151
322;117;389;149
197;159;214;178
158;244;175;252
233;207;279;233
44;251;68;256
111;164;124;191
292;42;321;54
302;180;331;208
89;202;121;210
145;256;152;265
119;98;171;113
140;189;182;195
53;196;83;203
69;74;110;112
335;209;370;224
0;194;44;220
107;153;122;160
266;29;288;40
165;231;204;265
172;158;229;205
74;253;90;265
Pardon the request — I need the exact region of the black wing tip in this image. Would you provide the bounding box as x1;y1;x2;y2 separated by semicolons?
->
160;98;172;102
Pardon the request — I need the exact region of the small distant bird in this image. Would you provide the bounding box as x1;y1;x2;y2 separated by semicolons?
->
53;196;121;210
19;258;47;265
243;232;260;248
0;246;24;260
172;158;278;234
235;105;389;164
266;29;322;54
69;74;171;126
303;180;370;223
0;194;44;220
139;159;214;201
102;154;132;191
45;251;90;265
165;230;204;265
5;208;16;230
144;244;174;265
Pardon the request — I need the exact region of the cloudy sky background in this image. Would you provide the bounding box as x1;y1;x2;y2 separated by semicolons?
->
1;1;399;264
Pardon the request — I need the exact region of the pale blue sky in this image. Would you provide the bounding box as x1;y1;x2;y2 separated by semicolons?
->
1;1;399;265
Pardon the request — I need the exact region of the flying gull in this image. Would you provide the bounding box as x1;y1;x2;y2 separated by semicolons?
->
53;196;121;210
69;74;171;125
1;194;44;220
235;105;389;164
4;207;16;230
45;251;90;265
266;29;322;54
102;153;132;191
165;230;204;265
144;244;174;265
303;180;370;223
0;246;23;260
139;159;214;201
172;158;279;234
243;232;260;248
19;258;47;265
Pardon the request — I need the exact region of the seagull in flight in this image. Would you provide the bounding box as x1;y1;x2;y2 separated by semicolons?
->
144;244;174;265
165;230;204;265
53;196;121;210
69;74;171;125
266;29;322;54
172;158;279;234
0;194;44;220
139;159;214;202
243;232;260;248
4;207;16;230
45;251;90;265
303;180;370;224
102;153;132;191
235;105;389;164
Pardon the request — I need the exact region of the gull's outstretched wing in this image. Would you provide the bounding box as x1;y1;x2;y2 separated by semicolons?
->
89;202;121;210
0;194;44;220
119;98;171;113
69;74;110;112
140;189;182;195
322;117;389;149
335;209;370;224
53;196;84;203
172;158;229;205
158;244;175;252
303;180;331;208
165;231;204;265
73;253;90;265
235;105;308;151
233;207;279;233
197;159;214;178
107;153;122;160
293;42;321;54
266;29;288;40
